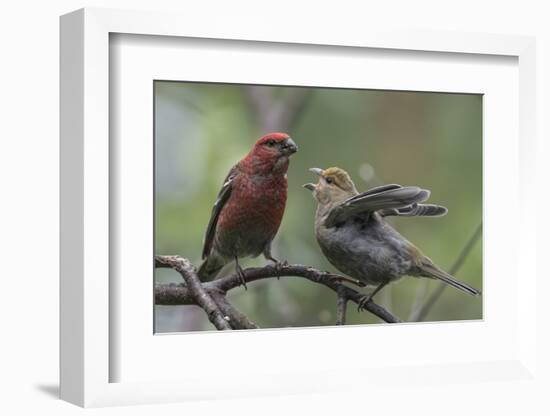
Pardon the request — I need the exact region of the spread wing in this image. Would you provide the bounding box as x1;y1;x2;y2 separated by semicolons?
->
201;165;239;259
324;185;432;228
379;203;448;218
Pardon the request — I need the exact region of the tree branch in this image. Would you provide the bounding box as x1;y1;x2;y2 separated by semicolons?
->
155;256;232;330
210;290;259;329
336;285;348;325
155;256;401;327
211;263;399;323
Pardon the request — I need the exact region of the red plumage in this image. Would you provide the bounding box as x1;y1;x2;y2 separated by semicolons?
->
217;173;287;237
198;133;298;284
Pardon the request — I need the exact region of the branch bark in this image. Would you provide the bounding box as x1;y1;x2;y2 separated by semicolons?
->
155;256;232;330
155;256;401;328
210;290;259;329
336;286;348;325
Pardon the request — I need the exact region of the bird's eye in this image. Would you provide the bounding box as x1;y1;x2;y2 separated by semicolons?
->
325;177;334;184
266;140;276;147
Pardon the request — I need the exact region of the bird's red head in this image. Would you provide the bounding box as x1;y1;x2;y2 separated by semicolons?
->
254;133;297;155
256;132;290;145
242;132;298;175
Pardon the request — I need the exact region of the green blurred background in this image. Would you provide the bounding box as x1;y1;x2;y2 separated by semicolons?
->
154;81;482;332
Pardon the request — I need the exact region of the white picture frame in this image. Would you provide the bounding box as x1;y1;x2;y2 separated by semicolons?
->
60;8;537;408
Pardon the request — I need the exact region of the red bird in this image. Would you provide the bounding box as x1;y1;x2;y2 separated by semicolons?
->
198;133;298;287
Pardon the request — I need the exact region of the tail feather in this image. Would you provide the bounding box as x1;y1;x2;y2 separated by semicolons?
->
420;262;481;296
197;255;226;281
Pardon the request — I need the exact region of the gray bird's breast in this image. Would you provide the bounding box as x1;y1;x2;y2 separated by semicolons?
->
316;216;412;286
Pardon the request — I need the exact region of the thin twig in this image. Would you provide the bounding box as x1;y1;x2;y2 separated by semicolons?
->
409;223;482;322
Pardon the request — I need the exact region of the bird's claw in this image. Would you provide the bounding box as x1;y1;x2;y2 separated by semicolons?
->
273;259;288;280
266;256;287;280
357;295;373;312
236;263;248;291
357;282;387;311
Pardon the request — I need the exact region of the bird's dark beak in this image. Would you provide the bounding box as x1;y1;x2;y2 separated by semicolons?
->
303;183;316;191
281;138;298;155
309;167;324;176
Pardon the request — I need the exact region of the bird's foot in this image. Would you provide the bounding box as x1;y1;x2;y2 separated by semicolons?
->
357;294;373;312
266;256;288;280
273;259;288;280
235;262;248;291
357;282;388;311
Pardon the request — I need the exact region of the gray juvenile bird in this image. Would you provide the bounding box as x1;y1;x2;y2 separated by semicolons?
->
303;167;480;309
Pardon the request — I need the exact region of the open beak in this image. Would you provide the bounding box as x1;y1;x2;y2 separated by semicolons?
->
281;138;298;156
309;167;324;176
303;168;323;191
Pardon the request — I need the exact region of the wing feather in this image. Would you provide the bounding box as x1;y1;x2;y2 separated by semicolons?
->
201;165;239;259
324;186;431;227
379;203;448;218
347;183;402;199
